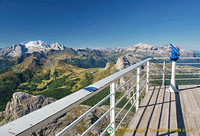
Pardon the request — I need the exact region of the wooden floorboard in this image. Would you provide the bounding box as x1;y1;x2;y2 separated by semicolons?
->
192;88;200;135
122;85;200;136
135;86;159;136
123;87;155;136
169;92;178;136
180;86;200;136
181;90;194;136
158;88;170;136
147;86;164;136
190;90;200;136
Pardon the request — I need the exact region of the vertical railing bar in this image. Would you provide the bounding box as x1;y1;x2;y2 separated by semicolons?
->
146;61;150;93
162;61;166;86
136;67;140;111
110;82;115;136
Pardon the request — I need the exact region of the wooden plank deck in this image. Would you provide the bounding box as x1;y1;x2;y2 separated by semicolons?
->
123;85;200;136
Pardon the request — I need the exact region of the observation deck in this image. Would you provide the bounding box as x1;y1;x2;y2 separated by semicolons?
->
123;85;200;136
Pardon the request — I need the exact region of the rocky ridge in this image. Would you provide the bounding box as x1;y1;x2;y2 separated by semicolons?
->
126;43;193;57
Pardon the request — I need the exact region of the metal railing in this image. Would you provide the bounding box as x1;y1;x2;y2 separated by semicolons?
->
0;58;151;136
56;58;151;136
150;57;200;86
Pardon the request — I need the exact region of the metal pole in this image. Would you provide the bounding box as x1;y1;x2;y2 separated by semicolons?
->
146;61;150;93
136;67;140;111
162;61;166;86
168;61;179;92
110;82;115;136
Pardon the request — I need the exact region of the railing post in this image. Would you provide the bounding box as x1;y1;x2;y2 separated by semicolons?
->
136;67;140;111
146;61;150;93
162;61;166;86
110;82;115;136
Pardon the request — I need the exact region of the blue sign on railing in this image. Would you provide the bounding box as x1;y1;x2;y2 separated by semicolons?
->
84;87;98;92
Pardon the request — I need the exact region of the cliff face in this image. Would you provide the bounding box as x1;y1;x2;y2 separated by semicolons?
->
0;92;56;125
0;92;134;136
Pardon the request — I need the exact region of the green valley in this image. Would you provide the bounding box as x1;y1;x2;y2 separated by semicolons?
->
0;49;119;111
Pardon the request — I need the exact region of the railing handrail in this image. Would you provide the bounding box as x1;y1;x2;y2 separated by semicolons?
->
154;57;200;60
150;57;200;85
0;58;152;136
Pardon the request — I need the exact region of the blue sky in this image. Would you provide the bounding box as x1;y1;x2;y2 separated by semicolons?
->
0;0;200;50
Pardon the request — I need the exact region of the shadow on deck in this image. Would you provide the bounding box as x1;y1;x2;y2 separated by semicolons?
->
123;85;200;136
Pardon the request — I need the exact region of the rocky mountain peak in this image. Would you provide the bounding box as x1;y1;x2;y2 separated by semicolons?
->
115;56;131;70
50;42;65;50
128;43;155;51
0;44;26;57
115;54;142;70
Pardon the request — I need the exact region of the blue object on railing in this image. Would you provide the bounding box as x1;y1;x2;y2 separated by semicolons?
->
170;44;180;61
84;87;98;92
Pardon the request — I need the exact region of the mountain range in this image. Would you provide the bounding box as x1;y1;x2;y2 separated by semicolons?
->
0;40;65;57
0;41;194;58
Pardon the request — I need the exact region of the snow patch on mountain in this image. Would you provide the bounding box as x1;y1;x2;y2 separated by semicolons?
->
25;40;50;48
24;40;51;53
